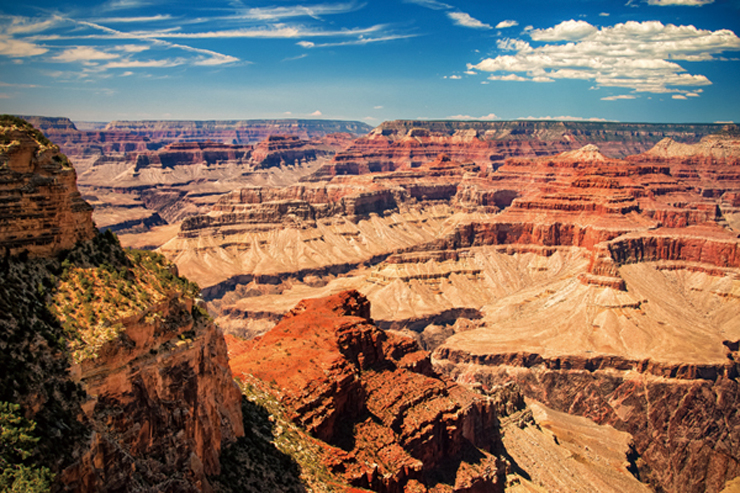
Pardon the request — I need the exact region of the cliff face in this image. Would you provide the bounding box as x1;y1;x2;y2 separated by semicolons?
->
305;120;723;181
0;117;244;492
60;283;244;492
0;115;95;256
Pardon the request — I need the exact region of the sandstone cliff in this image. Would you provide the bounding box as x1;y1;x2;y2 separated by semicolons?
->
0;115;95;256
174;132;740;492
0;118;244;492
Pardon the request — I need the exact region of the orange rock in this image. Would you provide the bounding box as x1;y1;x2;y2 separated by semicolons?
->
227;290;505;493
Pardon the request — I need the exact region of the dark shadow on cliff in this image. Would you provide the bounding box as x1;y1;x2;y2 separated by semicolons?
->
210;396;308;493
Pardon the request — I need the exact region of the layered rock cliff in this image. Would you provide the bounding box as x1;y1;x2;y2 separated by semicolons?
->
18;116;368;237
0;115;95;256
305;120;723;181
0;117;244;492
170;127;740;492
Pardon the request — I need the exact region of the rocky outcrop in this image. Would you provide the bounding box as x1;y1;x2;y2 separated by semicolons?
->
0;120;245;492
0;115;95;257
226;290;506;493
251;134;339;169
101;119;373;144
61;291;244;492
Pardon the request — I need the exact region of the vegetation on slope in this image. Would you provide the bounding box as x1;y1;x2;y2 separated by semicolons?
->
0;402;53;492
49;230;200;363
0;229;205;489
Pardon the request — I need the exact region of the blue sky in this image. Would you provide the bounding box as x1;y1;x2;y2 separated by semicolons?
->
1;0;739;123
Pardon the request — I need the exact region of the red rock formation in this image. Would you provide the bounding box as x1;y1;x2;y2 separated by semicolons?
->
227;290;506;493
0;116;95;256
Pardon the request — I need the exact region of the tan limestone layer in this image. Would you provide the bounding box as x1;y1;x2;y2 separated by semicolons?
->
503;399;651;493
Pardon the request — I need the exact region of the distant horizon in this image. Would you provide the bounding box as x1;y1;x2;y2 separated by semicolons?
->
15;113;737;126
1;1;739;124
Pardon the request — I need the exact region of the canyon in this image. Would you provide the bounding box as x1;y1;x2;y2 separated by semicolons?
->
154;120;739;492
3;114;740;492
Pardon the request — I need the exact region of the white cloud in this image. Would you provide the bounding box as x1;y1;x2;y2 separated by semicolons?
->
672;94;688;99
601;94;638;100
447;113;498;120
487;74;529;81
599;12;610;17
530;20;598;41
470;20;740;94
374;105;383;109
310;110;323;116
446;74;462;79
240;3;362;21
103;58;185;68
296;34;416;48
93;15;173;23
53;46;120;62
0;37;47;57
496;20;518;29
447;12;492;30
647;0;714;5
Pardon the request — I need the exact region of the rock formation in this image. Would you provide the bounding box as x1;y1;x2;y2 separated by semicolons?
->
226;289;507;492
0;117;244;492
167;124;740;492
18;116;368;239
0;115;95;256
305;120;723;181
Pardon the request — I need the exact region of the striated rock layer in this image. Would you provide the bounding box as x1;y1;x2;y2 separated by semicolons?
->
0;115;95;256
184;127;740;492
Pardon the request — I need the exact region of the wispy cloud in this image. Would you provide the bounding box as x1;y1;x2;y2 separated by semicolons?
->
403;0;452;10
647;0;714;5
53;46;120;62
517;115;613;121
297;33;416;48
0;4;409;77
470;20;740;94
447;113;498;120
447;12;492;30
92;15;173;23
237;3;363;21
